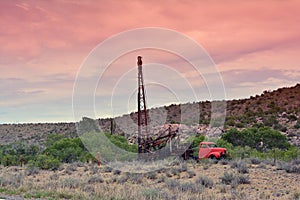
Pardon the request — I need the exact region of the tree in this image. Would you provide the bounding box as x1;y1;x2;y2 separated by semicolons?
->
0;142;40;166
221;127;290;150
44;138;90;163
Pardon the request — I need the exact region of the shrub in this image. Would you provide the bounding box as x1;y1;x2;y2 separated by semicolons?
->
103;166;113;173
157;175;165;183
166;179;203;193
258;163;266;169
220;172;250;186
250;157;261;165
180;163;188;172
237;162;249;174
50;173;59;180
219;184;227;193
117;175;129;184
104;133;138;153
195;175;214;188
44;138;91;163
25;163;39;176
65;164;77;175
165;172;172;177
82;185;95;194
142;188;159;200
180;182;202;193
171;167;181;175
90;165;100;174
284;164;300;174
230;160;249;173
236;174;250;184
35;155;60;170
146;172;157;180
166;179;180;190
73;161;84;167
187;170;196;178
220;172;235;185
129;174;144;184
88;175;104;184
60;178;81;189
0;142;39;166
113;169;121;175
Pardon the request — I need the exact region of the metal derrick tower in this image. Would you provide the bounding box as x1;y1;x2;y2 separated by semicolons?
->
136;56;181;159
137;56;149;155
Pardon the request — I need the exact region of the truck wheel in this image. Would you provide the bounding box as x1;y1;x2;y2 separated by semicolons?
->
209;155;217;160
209;155;218;163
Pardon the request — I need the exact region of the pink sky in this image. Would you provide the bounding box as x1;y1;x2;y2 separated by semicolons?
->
0;0;299;123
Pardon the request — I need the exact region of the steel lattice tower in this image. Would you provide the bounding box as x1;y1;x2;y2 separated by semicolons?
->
137;56;149;155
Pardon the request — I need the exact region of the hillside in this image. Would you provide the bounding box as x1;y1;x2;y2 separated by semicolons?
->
0;83;299;146
99;83;300;146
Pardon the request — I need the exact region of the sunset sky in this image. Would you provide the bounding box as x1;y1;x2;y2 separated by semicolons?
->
1;0;300;123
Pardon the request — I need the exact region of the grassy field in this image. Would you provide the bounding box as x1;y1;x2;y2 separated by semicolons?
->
0;158;299;200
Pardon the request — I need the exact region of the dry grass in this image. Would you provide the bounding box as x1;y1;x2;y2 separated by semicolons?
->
0;159;299;200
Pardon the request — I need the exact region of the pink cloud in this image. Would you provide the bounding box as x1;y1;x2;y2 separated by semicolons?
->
1;0;300;65
1;0;300;122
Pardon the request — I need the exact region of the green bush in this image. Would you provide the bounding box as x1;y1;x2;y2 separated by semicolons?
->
1;154;18;166
0;133;136;169
0;142;39;166
221;127;290;150
35;155;60;170
187;134;205;158
44;138;92;163
104;133;138;153
219;127;299;161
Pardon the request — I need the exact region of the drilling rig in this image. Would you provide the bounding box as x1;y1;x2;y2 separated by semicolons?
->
136;56;182;159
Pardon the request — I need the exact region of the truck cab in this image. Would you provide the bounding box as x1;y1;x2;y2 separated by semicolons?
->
198;142;227;160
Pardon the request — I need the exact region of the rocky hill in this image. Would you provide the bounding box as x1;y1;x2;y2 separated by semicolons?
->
0;83;299;146
99;83;300;146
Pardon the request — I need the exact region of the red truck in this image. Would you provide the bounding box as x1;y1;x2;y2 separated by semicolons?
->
198;142;227;160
